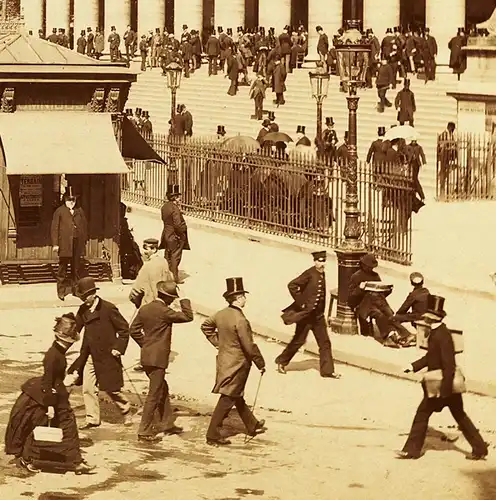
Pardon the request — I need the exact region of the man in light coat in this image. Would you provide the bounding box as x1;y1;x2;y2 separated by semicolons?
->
201;277;266;446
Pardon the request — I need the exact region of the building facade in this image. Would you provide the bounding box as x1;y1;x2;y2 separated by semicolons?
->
14;0;495;63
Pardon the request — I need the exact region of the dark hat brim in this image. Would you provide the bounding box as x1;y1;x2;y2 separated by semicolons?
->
158;290;179;298
78;287;99;298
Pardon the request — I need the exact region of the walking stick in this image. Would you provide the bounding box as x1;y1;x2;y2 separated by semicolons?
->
244;371;264;445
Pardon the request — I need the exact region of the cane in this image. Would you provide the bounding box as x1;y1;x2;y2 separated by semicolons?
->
244;371;264;445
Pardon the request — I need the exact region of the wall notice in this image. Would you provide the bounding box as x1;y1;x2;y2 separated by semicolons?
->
19;175;43;207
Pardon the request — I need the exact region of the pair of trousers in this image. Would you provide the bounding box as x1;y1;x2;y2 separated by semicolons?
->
275;92;285;104
402;393;488;457
399;119;414;127
377;87;391;110
138;366;174;436
228;79;238;96
275;314;335;376
206;395;258;440
254;94;264;119
140;53;146;71
82;357;130;425
165;242;184;282
110;47;119;62
208;56;218;75
56;239;86;299
425;59;436;80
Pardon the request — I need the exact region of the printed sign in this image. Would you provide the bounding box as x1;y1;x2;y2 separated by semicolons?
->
19;175;43;207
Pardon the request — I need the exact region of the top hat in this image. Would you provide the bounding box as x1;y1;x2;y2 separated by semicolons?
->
268;111;276;121
262;118;271;127
296;125;306;135
136;107;142;114
393;26;399;33
424;294;446;320
218;26;223;32
361;253;378;269
143;111;149;118
182;24;188;30
311;250;326;262
166;184;181;198
53;313;79;344
80;30;85;35
52;28;57;33
237;26;243;32
386;28;392;34
155;27;161;33
325;117;334;126
76;277;99;299
223;277;248;299
157;281;179;298
111;25;116;30
87;27;92;31
410;272;424;285
425;27;430;33
217;125;226;135
284;25;290;31
227;28;233;35
404;78;411;85
63;186;77;200
378;126;386;136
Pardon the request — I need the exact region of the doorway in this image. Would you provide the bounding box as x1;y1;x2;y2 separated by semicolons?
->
342;0;363;26
291;0;308;29
400;0;425;31
245;0;259;30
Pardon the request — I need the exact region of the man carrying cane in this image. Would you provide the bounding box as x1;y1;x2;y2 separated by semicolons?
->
201;277;267;446
130;281;193;443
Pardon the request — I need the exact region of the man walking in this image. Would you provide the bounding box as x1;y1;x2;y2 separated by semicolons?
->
276;251;341;379
108;26;120;62
51;187;88;301
395;79;416;126
201;277;267;446
159;185;190;284
130;281;193;442
69;278;133;430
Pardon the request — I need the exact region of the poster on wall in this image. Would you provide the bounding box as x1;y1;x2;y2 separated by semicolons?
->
19;175;43;208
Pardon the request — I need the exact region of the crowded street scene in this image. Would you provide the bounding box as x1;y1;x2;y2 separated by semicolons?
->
0;0;496;499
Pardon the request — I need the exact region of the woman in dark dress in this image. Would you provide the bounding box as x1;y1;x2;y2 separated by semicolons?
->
4;313;94;475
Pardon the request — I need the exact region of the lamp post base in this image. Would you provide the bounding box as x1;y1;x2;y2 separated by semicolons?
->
329;248;367;335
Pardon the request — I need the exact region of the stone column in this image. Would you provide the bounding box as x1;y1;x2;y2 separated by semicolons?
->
46;0;70;33
74;0;99;42
259;0;291;32
138;0;166;36
104;0;131;40
214;0;244;32
426;0;465;65
308;0;343;58
363;0;399;40
21;0;44;34
175;0;203;36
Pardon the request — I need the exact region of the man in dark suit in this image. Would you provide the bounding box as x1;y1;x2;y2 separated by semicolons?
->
124;25;136;61
108;26;121;62
206;29;221;76
276;251;341;378
322;117;338;164
295;125;311;146
423;28;437;81
86;27;95;57
130;281;193;442
366;126;387;168
47;28;58;43
316;26;329;70
51;187;88;301
201;277;266;446
395;79;416;126
398;295;488;460
159;185;190;284
179;104;193;136
256;119;271;145
376;58;394;112
76;30;86;54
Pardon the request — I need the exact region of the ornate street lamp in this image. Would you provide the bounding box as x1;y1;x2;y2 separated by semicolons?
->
164;61;182;123
309;67;330;154
329;20;371;335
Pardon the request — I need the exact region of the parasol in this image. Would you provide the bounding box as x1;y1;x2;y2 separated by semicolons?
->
261;132;293;144
384;125;419;142
222;135;261;150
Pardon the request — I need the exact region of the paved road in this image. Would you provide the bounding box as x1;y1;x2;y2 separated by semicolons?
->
0;306;495;500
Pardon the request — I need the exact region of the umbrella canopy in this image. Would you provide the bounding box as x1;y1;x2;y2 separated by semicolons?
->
261;132;293;143
384;125;419;142
222;135;261;150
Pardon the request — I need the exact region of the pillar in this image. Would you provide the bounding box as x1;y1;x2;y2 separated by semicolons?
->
74;0;99;42
104;0;131;39
214;0;244;32
138;0;166;36
308;0;342;58
21;0;44;34
363;0;399;41
259;0;291;33
174;0;203;36
426;0;465;65
46;0;70;33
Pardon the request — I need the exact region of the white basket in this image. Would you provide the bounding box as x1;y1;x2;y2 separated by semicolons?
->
33;425;63;443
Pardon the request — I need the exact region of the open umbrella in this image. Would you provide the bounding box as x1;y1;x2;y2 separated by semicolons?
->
384;125;419;142
261;132;293;144
222;135;261;150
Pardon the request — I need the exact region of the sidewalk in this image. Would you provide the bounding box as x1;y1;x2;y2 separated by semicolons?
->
125;202;496;398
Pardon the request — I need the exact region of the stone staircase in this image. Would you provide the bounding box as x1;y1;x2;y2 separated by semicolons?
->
126;61;459;197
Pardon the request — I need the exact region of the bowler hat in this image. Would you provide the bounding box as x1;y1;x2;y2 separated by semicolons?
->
223;277;248;299
217;125;226;135
157;280;179;298
378;126;386;136
410;272;424;285
143;238;159;247
325;117;334;126
361;253;378;269
268;111;275;121
166;184;181;198
296;125;306;135
76;277;99;299
316;25;323;31
424;294;446;320
311;250;326;262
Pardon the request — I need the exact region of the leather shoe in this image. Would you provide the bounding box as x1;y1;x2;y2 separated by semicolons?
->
133;365;145;372
248;420;267;437
395;450;420;459
207;437;231;446
78;423;100;431
276;363;287;374
322;372;341;379
163;425;184;436
74;461;96;475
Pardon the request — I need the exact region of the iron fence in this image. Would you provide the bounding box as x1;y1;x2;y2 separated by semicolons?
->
436;133;496;201
122;135;415;265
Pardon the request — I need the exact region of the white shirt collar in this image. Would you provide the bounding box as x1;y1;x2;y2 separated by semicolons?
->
89;296;100;313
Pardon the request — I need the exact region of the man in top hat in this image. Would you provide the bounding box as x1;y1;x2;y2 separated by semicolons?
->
376;58;394;113
139;34;148;71
48;28;58;44
448;27;467;80
76;30;87;54
336;131;350;170
159;185;190;284
178;104;193;137
272;56;287;106
124;25;136;61
277;251;341;378
366;126;387;170
69;277;133;430
217;125;227;139
395;79;416;126
94;27;104;60
322;117;338;163
295;125;311;147
206;29;221;76
180;24;190;44
267;111;279;132
397;295;488;460
278;25;292;73
86;27;94;57
249;73;267;120
130;281;193;442
51;187;89;301
141;110;153;136
108;26;121;62
218;26;231;72
316;26;329;71
201;277;267;446
423;27;438;81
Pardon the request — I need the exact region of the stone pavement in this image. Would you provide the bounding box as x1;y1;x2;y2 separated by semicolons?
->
124;203;496;398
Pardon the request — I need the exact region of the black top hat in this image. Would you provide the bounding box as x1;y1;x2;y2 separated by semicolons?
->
80;30;85;35
176;104;182;113
52;28;57;33
378;126;386;136
425;294;446;319
425;27;430;32
227;28;233;35
312;250;326;262
87;27;92;31
393;27;399;33
157;280;179;298
218;26;223;32
296;125;306;135
361;253;378;269
268;111;275;121
386;28;392;34
404;78;411;85
166;184;181;198
155;27;160;33
76;277;99;299
136;107;142;114
143;238;159;247
223;277;249;299
111;26;116;30
217;125;226;135
325;117;334;126
63;186;77;200
284;25;290;31
409;272;424;285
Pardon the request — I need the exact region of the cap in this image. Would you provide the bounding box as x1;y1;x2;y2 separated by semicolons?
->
312;251;327;262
